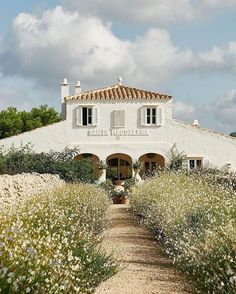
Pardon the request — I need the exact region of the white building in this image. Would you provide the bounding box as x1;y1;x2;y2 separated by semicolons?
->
1;78;236;181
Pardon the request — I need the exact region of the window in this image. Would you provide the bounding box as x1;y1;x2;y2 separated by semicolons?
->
189;159;202;170
82;107;92;126
141;106;163;127
76;105;98;127
146;107;156;125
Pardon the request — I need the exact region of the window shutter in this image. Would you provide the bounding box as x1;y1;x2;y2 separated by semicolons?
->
76;106;82;126
156;106;163;126
113;110;125;127
140;107;146;126
93;106;98;126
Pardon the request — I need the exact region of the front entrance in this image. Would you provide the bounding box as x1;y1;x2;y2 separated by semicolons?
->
107;153;132;181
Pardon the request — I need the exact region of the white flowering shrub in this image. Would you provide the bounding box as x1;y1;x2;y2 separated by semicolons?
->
132;171;236;293
0;184;117;293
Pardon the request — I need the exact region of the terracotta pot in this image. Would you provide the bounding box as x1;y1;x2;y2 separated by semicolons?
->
113;197;122;204
121;197;129;204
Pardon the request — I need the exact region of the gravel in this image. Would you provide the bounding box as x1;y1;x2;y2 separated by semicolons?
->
96;204;195;294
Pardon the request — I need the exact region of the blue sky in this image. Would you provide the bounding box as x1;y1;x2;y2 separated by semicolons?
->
0;0;236;134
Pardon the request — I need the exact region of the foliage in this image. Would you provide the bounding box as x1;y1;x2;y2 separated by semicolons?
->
132;171;236;293
0;105;61;139
123;178;136;191
169;144;187;171
132;159;143;171
0;145;98;183
0;184;118;293
229;132;236;137
0;107;24;138
191;168;236;191
96;160;108;170
100;179;114;198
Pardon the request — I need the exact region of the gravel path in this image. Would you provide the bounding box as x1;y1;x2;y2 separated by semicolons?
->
95;204;195;294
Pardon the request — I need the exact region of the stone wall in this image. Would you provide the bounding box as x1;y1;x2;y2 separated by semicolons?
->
0;173;65;206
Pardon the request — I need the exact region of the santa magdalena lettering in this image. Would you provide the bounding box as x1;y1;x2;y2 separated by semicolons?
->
88;129;149;136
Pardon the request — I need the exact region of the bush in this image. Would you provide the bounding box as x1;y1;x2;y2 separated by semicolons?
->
100;179;114;198
0;145;98;183
131;171;236;294
0;105;61;139
0;184;118;293
169;144;187;171
123;178;136;191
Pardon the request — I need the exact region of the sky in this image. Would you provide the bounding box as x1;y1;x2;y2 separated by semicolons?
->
0;0;236;134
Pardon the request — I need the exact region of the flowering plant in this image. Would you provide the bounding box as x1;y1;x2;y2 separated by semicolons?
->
0;184;118;293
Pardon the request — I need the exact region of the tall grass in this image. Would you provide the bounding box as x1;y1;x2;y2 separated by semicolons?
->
132;171;236;293
0;184;117;293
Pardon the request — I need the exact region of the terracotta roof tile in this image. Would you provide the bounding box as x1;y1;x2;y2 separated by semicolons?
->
65;84;172;102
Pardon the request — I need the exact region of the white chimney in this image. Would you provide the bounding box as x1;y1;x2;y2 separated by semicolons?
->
60;78;69;120
75;80;82;95
118;76;123;86
61;78;69;103
192;119;199;127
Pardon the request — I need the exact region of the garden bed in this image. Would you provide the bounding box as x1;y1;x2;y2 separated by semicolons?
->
0;184;118;293
131;171;236;294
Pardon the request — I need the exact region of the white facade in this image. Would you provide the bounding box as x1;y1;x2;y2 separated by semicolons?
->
1;80;236;176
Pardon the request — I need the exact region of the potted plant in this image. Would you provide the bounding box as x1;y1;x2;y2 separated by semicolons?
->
112;188;129;204
132;159;144;184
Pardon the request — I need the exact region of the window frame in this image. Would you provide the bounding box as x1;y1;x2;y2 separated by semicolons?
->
145;106;157;126
188;158;203;170
82;106;93;126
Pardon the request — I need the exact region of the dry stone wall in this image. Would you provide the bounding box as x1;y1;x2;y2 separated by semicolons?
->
0;173;65;206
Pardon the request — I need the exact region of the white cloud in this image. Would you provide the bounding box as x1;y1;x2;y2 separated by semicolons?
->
0;76;58;111
0;5;236;134
173;90;236;134
0;36;6;55
3;6;236;91
3;6;132;87
173;101;197;122
64;0;236;26
0;7;236;102
208;90;236;126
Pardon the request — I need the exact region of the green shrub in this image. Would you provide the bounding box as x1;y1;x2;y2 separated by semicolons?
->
0;145;98;183
169;144;187;171
0;105;61;139
0;184;118;293
123;178;136;191
100;179;114;198
132;171;236;293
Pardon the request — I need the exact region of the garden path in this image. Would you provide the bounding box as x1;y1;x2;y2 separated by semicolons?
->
95;204;195;294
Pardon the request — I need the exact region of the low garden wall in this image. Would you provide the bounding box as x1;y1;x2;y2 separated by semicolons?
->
0;173;65;206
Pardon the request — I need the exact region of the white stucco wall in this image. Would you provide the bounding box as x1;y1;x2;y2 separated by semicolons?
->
0;99;236;171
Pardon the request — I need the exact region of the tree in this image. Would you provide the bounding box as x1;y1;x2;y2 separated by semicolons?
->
20;111;42;132
230;132;236;137
30;105;61;126
0;105;61;139
0;107;24;139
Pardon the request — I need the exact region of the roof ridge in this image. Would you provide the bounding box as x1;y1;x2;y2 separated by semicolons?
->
120;84;172;98
65;84;118;99
65;84;172;101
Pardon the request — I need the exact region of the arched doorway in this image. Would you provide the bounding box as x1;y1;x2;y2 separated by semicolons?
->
106;153;132;181
74;153;100;177
139;153;165;177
